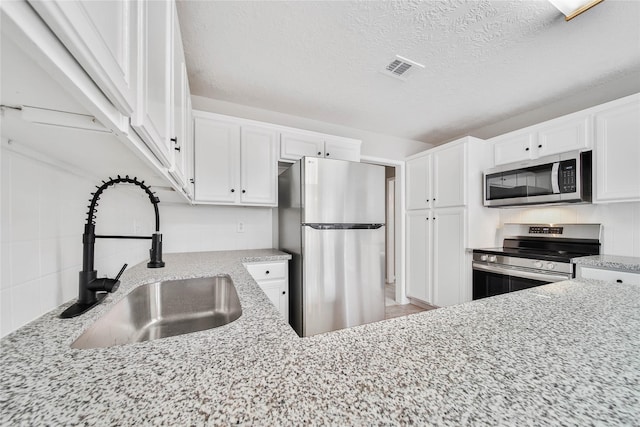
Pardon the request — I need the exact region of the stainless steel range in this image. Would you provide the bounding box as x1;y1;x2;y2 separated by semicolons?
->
472;223;602;300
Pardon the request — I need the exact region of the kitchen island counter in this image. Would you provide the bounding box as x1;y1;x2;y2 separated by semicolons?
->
572;254;640;272
2;250;639;425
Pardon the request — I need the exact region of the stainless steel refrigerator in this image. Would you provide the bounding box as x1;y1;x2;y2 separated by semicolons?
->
278;157;385;337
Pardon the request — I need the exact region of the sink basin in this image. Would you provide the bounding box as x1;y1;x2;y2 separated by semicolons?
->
71;275;242;349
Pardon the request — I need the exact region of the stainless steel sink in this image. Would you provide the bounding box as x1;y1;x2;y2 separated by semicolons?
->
71;275;242;349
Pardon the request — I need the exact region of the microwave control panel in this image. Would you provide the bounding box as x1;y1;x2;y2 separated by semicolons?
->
559;159;577;193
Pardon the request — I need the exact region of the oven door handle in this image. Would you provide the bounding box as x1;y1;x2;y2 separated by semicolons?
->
472;263;571;283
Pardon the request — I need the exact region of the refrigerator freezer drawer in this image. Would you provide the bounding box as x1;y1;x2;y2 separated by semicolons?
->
301;226;385;336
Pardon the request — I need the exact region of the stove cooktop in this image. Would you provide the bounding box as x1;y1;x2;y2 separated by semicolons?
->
472;247;589;263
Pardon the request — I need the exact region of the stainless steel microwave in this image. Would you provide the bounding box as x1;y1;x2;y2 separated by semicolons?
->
484;150;592;207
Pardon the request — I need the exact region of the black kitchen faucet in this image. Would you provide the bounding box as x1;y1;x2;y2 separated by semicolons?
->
60;175;164;318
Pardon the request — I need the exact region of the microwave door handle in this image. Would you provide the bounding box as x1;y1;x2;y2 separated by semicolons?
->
551;162;560;194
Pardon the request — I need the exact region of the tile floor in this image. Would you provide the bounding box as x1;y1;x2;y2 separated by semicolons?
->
384;282;437;320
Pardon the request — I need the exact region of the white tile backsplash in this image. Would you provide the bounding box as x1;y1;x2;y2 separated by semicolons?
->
1;148;275;338
498;202;640;256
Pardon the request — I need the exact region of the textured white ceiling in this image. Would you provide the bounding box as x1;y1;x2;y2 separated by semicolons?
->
177;0;640;144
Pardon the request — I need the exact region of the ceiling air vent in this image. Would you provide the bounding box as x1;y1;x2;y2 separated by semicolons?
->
381;55;425;81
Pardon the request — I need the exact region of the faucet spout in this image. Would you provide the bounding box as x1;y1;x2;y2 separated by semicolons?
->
60;175;165;318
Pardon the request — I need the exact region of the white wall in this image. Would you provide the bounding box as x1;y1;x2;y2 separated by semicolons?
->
191;96;432;160
0;146;274;338
497;202;640;257
1;147;152;337
160;203;272;253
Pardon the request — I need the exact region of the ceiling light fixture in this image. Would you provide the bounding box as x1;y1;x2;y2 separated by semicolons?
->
549;0;605;21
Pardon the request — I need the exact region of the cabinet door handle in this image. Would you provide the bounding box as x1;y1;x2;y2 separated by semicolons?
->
282;291;286;295
525;147;530;151
326;153;330;157
231;189;235;193
242;189;246;194
265;270;270;275
189;178;194;184
317;151;322;155
171;137;177;143
616;279;623;283
538;144;542;148
174;146;181;152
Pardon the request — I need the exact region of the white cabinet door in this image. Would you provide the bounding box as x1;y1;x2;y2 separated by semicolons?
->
131;0;173;168
594;98;640;203
433;143;466;208
324;139;361;161
577;266;640;285
432;208;465;307
169;7;188;188
184;96;195;198
240;126;278;205
28;0;137;118
406;211;431;303
537;116;590;157
406;155;431;210
193;117;240;203
280;132;324;161
494;132;534;165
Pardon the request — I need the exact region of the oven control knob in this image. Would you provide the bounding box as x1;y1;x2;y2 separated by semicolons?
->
480;255;488;262
488;256;497;263
547;263;555;270
534;261;543;269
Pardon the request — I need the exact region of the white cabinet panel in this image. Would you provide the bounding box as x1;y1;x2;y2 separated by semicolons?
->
193;118;240;203
537;116;590;157
577;266;640;285
280;132;324;161
432;208;465;307
594;97;640;203
324;139;361;161
244;261;289;321
28;0;137;117
493;132;534;165
406;211;431;302
131;0;173;168
240;126;277;205
433;143;466;208
406;155;431;210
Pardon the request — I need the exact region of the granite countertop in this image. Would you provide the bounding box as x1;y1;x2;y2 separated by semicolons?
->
2;250;639;425
572;254;640;272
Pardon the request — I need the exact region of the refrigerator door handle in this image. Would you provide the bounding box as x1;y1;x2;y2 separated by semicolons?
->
304;223;384;230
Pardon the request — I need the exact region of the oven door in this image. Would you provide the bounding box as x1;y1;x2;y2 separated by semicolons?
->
472;263;571;300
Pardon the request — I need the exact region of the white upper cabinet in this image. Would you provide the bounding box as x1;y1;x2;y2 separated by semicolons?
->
280;132;325;160
537;116;590;157
168;6;190;188
433;143;466;208
280;131;361;162
492;114;591;166
324;139;361;162
493;132;535;165
193;117;240;203
240;126;278;205
406;155;431;210
407;140;466;211
594;95;640;203
28;0;137;119
193;113;277;206
131;0;174;168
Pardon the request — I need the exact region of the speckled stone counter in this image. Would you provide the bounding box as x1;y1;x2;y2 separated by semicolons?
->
572;254;640;272
2;250;639;425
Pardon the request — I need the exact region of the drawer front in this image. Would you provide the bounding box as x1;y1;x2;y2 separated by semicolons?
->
579;266;640;285
245;262;286;281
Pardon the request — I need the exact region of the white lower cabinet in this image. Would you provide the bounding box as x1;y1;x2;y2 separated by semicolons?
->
577;266;640;285
244;261;289;321
406;208;466;307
